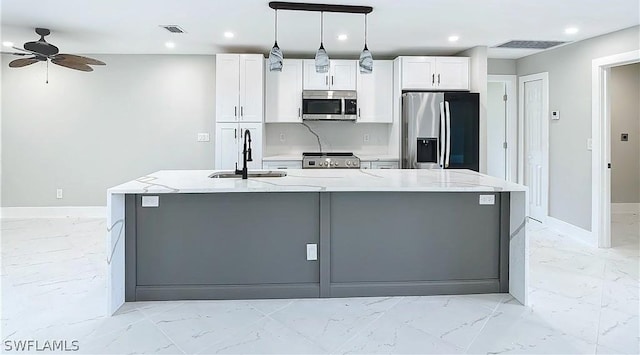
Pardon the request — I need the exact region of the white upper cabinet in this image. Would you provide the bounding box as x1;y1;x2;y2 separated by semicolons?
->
216;54;264;122
356;60;393;123
329;60;357;90
434;57;470;90
401;57;436;90
400;56;469;90
266;59;303;123
303;59;357;90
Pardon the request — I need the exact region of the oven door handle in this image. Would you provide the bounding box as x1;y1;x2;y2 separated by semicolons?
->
341;98;345;116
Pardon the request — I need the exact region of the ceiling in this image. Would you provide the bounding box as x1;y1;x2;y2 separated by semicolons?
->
1;0;638;59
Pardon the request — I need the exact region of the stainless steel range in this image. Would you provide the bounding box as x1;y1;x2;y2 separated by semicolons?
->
302;152;360;169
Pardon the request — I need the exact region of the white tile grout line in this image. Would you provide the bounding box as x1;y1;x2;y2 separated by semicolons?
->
150;319;188;355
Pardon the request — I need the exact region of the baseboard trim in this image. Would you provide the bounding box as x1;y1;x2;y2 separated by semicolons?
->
611;203;640;214
1;206;107;218
544;216;596;247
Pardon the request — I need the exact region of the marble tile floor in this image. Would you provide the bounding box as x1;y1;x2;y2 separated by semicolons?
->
1;213;638;354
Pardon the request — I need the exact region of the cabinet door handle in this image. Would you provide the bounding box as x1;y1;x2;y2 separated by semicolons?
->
298;108;301;118
325;76;328;86
234;128;237;139
358;108;361;118
438;74;441;85
234;106;237;117
432;74;435;85
241;106;244;117
331;76;334;85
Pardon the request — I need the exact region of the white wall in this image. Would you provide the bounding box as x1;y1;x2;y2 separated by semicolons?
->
488;59;517;75
610;62;640;203
516;26;640;230
1;54;216;207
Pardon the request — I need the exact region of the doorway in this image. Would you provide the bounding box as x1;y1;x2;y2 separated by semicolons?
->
487;75;517;181
519;73;549;223
592;50;640;248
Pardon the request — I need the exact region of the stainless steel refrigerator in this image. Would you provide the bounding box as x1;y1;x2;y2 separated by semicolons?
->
401;92;479;171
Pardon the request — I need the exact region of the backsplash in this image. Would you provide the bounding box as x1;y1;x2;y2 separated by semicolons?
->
264;122;393;157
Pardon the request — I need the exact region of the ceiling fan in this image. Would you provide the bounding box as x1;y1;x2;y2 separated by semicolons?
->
2;28;106;73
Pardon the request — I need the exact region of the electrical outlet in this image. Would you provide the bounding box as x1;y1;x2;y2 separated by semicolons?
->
279;132;286;142
363;133;370;142
479;194;495;205
56;189;63;199
306;244;318;261
197;133;210;142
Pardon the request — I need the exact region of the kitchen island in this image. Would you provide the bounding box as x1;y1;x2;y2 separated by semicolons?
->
107;169;527;315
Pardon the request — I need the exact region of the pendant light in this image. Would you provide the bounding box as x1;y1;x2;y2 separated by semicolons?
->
268;9;283;71
359;13;373;74
314;11;329;73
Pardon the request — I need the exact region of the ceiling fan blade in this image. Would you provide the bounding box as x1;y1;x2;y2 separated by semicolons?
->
9;57;39;68
1;51;29;56
51;58;93;72
54;54;106;66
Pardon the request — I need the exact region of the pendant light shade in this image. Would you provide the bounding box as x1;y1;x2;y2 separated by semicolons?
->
315;11;329;73
359;14;373;74
269;9;283;71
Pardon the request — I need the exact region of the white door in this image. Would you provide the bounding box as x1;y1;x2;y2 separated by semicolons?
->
520;73;549;222
265;59;303;123
357;60;393;123
239;54;264;122
216;54;240;122
435;57;470;90
215;123;239;170
239;123;263;170
330;60;357;90
487;81;507;179
303;59;329;90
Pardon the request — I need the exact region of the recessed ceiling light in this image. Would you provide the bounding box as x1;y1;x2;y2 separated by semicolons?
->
565;27;579;35
337;34;348;41
2;41;14;47
224;31;234;38
448;35;459;42
165;41;175;49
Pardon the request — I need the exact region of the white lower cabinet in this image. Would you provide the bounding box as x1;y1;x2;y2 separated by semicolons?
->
371;161;399;169
262;160;302;170
215;123;262;170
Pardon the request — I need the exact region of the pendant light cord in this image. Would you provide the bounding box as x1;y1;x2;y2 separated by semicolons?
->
365;14;368;45
320;11;324;45
274;9;278;43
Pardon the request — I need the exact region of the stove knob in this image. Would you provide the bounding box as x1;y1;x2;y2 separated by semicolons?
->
324;161;329;167
335;161;340;166
346;161;351;166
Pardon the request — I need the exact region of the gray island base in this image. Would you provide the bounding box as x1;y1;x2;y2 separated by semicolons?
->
107;169;527;315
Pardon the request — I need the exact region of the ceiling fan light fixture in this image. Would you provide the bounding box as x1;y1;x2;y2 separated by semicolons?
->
269;9;283;72
2;41;14;47
359;13;373;74
315;12;329;73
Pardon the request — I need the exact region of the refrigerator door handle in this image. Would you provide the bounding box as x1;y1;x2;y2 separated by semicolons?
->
439;102;446;168
445;101;451;168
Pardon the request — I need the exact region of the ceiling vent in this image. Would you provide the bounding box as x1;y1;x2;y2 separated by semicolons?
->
160;25;186;34
495;40;567;49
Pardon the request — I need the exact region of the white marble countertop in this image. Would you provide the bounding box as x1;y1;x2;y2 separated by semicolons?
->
108;169;527;194
262;154;399;162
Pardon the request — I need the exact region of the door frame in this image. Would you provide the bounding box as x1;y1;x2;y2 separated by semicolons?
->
518;72;550;222
592;50;640;248
488;75;518;182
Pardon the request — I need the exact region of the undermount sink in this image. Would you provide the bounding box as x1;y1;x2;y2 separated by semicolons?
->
209;170;287;179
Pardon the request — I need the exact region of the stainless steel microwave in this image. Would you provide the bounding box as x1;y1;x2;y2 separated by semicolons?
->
302;90;357;121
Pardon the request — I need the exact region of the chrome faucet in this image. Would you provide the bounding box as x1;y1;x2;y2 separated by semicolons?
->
235;129;253;179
